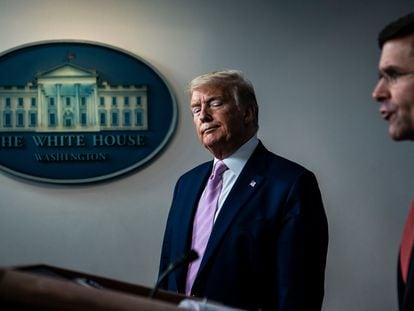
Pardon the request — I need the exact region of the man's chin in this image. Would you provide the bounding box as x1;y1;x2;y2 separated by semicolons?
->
389;128;414;141
390;131;402;141
201;134;219;146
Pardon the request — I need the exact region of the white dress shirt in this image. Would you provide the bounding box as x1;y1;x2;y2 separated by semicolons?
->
211;135;259;222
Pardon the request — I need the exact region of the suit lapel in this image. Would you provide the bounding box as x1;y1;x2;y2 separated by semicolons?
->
173;162;212;291
196;143;268;279
403;245;414;310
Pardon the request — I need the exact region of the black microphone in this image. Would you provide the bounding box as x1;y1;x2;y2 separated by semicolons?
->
149;249;198;299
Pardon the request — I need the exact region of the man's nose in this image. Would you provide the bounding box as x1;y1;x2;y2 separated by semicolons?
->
198;105;212;122
372;79;390;102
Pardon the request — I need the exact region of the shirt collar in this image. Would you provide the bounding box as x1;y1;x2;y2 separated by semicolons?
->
214;136;259;176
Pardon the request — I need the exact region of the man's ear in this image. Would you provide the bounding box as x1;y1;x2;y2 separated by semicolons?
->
243;104;256;124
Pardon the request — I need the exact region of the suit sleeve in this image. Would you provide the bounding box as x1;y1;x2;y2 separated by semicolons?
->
158;177;181;290
271;171;328;311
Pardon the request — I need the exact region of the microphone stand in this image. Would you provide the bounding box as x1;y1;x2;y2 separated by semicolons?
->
149;249;198;299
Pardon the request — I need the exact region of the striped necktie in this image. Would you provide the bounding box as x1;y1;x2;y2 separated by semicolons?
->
185;161;228;295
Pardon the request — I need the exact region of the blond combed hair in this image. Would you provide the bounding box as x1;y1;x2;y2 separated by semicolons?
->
188;69;259;129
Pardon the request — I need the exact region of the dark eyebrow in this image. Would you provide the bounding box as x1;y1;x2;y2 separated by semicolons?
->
378;66;400;79
380;65;405;73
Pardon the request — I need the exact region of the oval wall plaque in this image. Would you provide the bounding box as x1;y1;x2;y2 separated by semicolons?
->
0;40;177;183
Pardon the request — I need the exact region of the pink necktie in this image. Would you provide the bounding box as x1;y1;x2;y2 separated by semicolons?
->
185;161;228;295
400;201;414;283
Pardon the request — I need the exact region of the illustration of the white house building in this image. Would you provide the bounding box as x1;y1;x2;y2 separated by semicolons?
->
0;63;148;132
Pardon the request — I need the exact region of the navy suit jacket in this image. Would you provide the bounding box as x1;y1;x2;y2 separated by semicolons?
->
398;251;414;310
159;142;328;310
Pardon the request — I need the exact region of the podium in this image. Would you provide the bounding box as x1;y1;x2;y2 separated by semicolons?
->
0;264;186;310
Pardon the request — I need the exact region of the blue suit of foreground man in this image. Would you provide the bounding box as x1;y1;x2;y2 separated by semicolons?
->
159;70;328;310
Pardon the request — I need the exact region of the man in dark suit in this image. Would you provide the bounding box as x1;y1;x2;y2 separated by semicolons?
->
159;70;328;310
372;12;414;311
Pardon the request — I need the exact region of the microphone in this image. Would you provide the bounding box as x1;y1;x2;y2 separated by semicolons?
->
149;249;198;299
